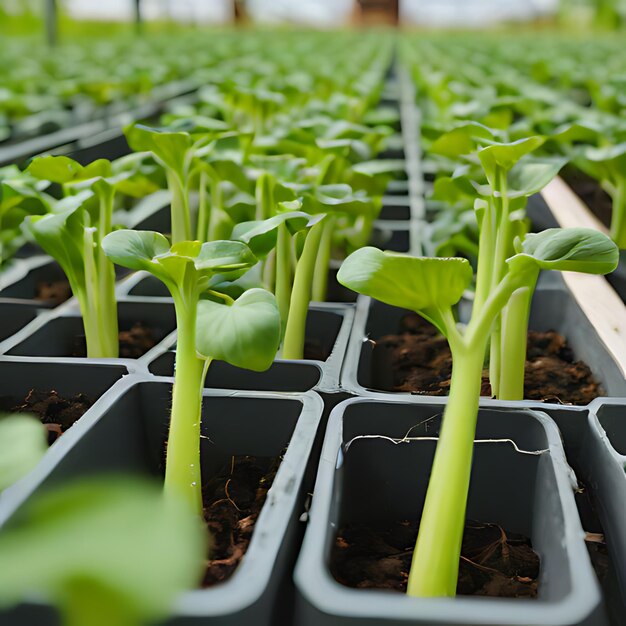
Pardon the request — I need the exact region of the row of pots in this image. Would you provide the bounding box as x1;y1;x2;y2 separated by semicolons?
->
0;73;625;626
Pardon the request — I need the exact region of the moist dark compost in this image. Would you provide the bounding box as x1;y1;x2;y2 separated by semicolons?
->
331;519;540;598
72;322;157;358
201;454;281;587
372;313;602;404
0;389;93;444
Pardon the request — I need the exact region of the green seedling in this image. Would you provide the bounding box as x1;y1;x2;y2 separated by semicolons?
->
338;227;618;598
25;155;142;358
0;165;49;268
125;124;211;244
102;230;280;516
234;208;325;359
0;477;205;626
575;143;626;248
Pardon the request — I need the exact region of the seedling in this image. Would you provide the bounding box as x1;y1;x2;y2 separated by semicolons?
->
575;143;626;248
102;230;280;516
0;165;49;268
427;128;568;398
338;227;618;597
25;155;133;358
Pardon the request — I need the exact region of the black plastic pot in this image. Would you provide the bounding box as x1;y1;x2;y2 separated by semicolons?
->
0;301;40;343
0;298;176;366
0;257;59;302
378;195;411;221
0;255;132;307
583;399;626;609
341;275;626;405
0;377;323;626
144;310;351;396
294;397;608;626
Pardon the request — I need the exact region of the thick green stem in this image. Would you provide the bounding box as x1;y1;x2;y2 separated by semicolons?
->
489;323;501;398
472;199;496;316
488;168;510;397
407;342;486;597
407;270;532;597
255;172;274;221
312;215;335;302
498;281;536;400
82;228;109;358
196;171;209;242
610;179;626;249
282;218;326;360
164;294;206;518
167;171;191;244
275;221;292;338
96;190;118;358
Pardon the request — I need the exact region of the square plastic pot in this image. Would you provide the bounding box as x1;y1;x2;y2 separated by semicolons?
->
341;275;626;406
0;302;40;343
0;298;176;369
0;255;131;307
294;397;607;626
378;196;411;221
0;378;323;626
138;297;354;393
582;399;626;607
0;257;64;305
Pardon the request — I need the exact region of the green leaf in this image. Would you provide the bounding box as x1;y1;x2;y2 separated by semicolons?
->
509;228;619;275
429;122;496;159
337;247;472;312
0;478;205;625
472;156;567;199
0;414;47;491
28;207;87;289
101;229;170;272
27;155;83;184
196;288;280;370
505;156;567;198
232;211;312;258
478;137;545;185
125;125;192;180
194;240;257;272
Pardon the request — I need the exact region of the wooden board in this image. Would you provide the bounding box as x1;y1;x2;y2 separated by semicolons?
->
541;177;626;376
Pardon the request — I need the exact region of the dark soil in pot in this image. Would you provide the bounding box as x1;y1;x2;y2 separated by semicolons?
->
574;480;626;626
71;321;157;358
35;278;72;306
372;313;602;405
331;519;539;598
561;167;612;228
0;388;92;444
201;453;281;587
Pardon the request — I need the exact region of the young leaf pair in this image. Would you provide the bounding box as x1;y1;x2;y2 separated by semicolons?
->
102;230;281;516
338;227;618;599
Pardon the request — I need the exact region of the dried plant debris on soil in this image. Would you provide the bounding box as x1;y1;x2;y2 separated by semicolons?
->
0;389;92;444
331;520;539;598
72;322;157;358
201;454;282;586
373;313;602;404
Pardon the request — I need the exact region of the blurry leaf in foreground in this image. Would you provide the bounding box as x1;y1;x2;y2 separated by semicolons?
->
0;477;207;626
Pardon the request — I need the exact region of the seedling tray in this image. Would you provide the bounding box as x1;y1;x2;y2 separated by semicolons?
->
0;380;323;626
294;397;608;626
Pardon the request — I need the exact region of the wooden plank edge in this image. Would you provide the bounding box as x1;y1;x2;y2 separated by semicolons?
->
541;177;626;378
